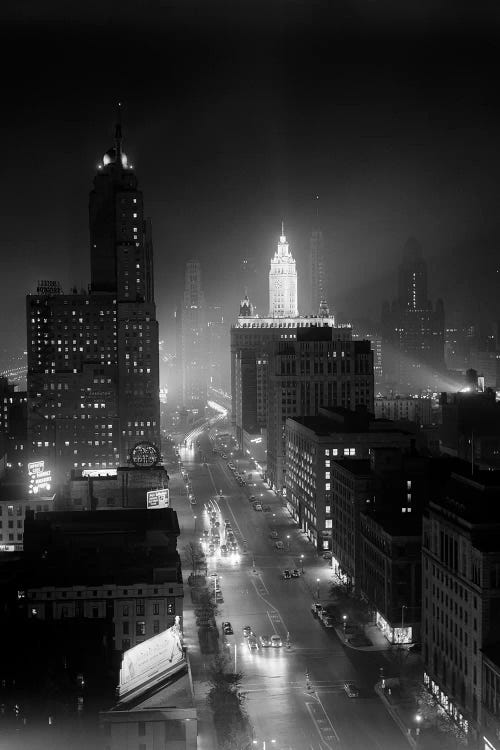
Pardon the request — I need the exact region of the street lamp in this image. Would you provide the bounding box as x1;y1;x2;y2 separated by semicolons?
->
316;578;320;600
342;614;347;633
415;713;422;735
300;554;304;574
193;515;197;532
286;534;290;551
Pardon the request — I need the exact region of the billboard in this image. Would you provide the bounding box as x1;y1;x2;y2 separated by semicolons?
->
118;617;184;699
147;488;169;509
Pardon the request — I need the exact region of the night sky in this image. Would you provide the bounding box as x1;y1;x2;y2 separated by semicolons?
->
1;1;500;358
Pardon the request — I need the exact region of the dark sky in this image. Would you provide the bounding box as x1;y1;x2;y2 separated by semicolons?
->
1;1;500;357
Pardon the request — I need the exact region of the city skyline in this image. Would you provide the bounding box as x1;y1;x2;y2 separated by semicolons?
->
2;3;500;359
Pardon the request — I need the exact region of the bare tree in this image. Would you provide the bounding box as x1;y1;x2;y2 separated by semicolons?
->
183;542;206;581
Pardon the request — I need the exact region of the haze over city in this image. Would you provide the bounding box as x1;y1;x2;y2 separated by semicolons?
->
2;3;500;750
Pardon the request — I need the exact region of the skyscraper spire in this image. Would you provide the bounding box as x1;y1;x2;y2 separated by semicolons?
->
281;220;285;238
115;101;123;161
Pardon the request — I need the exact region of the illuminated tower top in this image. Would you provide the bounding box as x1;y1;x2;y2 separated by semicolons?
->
269;223;298;318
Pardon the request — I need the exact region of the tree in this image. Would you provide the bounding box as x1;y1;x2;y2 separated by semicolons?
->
183;542;206;581
207;653;251;748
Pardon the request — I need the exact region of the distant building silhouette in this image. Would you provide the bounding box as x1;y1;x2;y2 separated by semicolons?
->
381;237;445;393
178;260;207;410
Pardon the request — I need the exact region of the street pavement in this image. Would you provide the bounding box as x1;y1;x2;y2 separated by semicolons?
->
173;427;413;750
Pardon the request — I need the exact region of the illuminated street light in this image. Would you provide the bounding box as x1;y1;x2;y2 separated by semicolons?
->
286;534;290;551
316;578;320;599
342;614;347;633
415;713;422;735
193;515;197;532
300;554;304;573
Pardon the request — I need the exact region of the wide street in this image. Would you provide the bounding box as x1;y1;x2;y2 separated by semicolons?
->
171;423;410;750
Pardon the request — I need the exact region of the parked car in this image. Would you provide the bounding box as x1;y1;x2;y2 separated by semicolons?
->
253;503;263;511
220;545;228;556
311;603;324;617
259;635;271;648
291;569;300;578
270;635;283;648
275;541;284;550
344;682;360;698
249;495;256;501
319;612;333;628
222;622;233;635
270;531;278;539
282;569;292;580
322;551;333;560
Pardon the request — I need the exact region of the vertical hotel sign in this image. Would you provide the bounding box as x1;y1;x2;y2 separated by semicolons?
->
28;460;52;494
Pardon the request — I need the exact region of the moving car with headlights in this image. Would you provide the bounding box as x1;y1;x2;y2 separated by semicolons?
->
259;634;271;648
270;635;282;648
222;622;233;635
243;625;253;638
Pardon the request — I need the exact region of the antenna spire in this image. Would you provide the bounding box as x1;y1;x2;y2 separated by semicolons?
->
281;220;284;237
115;101;123;158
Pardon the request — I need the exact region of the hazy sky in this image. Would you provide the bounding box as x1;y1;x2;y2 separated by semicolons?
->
1;1;500;356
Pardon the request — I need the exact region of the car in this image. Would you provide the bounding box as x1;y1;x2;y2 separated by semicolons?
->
208;545;215;556
282;569;292;580
190;498;197;505
322;551;333;560
253;503;263;511
221;454;227;459
240;481;246;486
344;682;360;698
227;534;235;543
228;463;235;469
270;531;279;539
222;622;233;635
311;603;324;617
249;495;256;501
220;545;228;556
215;591;224;603
243;626;253;638
247;636;259;651
270;635;283;648
319;613;333;628
202;530;209;538
275;541;284;550
259;635;271;648
291;569;300;578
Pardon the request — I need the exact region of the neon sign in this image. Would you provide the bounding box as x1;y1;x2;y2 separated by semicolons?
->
28;460;52;494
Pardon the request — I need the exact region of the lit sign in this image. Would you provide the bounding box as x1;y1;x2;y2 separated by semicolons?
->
28;460;52;494
147;488;169;509
82;468;117;478
130;441;160;468
118;617;184;699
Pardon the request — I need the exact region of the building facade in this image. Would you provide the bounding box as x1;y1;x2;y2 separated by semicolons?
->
285;407;414;552
27;124;160;481
422;470;500;743
267;328;374;492
375;396;433;426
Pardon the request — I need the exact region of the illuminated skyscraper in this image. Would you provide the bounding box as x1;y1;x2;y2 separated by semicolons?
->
27;120;160;480
268;225;298;318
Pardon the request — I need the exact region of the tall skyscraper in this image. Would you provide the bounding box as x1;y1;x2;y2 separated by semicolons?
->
179;260;207;408
268;225;298;318
27;121;160;481
381;238;445;393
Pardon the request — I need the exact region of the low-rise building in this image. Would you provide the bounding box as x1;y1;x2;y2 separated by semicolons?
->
374;396;433;426
23;508;183;665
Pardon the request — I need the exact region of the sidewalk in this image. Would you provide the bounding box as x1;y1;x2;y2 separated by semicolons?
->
170;472;218;750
